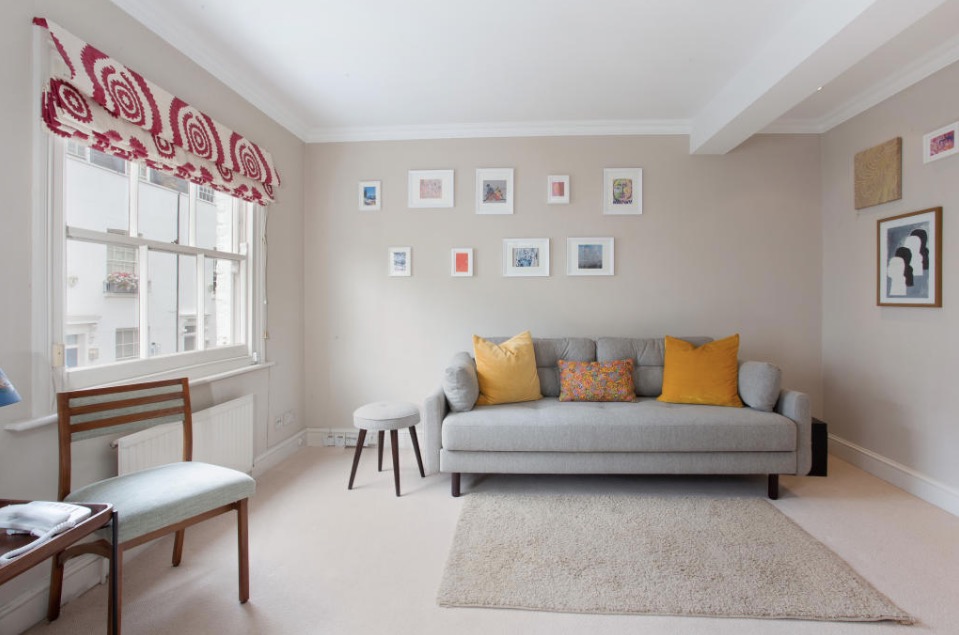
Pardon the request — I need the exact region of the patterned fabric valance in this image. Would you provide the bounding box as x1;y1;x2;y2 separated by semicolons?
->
34;18;280;205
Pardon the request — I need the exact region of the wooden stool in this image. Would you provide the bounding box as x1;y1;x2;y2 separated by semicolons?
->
348;401;425;496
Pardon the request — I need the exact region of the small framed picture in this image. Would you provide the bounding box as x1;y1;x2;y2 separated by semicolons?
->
409;170;454;208
503;238;549;277
358;180;381;210
567;237;614;276
547;175;570;204
476;168;514;214
877;207;941;307
388;246;412;277
603;168;643;215
451;248;474;277
922;122;958;163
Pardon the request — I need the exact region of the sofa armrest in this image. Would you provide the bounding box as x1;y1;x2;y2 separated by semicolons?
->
422;385;448;475
775;389;812;476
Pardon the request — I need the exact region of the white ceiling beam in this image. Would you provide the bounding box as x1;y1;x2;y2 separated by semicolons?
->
689;0;946;155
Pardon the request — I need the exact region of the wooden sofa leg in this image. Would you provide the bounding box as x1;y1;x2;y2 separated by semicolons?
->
768;474;779;500
451;473;461;497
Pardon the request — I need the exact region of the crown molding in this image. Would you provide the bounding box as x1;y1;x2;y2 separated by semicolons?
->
305;119;691;144
110;0;312;141
816;33;959;133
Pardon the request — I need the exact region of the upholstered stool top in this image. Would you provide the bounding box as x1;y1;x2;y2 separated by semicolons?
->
353;401;420;431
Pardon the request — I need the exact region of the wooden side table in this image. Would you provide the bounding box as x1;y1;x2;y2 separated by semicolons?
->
1;500;118;633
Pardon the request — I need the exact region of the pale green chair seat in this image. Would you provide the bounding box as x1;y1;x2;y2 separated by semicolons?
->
66;461;255;543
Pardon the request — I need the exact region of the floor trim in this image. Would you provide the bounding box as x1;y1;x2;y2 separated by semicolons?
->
829;433;959;517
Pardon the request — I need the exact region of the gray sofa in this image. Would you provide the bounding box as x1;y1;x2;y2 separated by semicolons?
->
422;337;811;498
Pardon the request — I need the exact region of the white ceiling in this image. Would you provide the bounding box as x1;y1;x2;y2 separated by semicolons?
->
110;0;959;153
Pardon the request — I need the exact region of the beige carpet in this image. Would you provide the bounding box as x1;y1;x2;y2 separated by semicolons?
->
437;493;914;624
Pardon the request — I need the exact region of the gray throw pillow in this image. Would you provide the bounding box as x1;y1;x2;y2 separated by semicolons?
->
738;360;782;412
442;352;479;412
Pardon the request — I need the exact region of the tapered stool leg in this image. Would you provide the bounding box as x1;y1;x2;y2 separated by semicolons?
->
409;426;425;478
348;429;367;489
390;429;401;496
377;430;385;471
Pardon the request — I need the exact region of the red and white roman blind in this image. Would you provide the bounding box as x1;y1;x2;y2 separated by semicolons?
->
33;17;280;205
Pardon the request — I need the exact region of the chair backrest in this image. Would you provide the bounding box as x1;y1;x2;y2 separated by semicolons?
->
56;378;193;500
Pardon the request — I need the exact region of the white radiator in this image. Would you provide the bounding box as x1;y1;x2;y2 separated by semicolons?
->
116;394;255;475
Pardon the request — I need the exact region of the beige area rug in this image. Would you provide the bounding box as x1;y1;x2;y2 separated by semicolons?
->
437;494;914;624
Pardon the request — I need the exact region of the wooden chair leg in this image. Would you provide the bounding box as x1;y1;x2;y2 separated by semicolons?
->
390;429;401;497
377;430;385;471
172;529;185;566
408;426;426;478
47;552;66;621
451;473;461;497
237;498;250;603
348;429;367;489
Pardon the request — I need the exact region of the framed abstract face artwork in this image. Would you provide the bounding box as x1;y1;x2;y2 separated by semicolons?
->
877;207;941;307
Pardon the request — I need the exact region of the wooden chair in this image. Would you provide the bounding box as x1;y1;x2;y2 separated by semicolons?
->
48;378;255;634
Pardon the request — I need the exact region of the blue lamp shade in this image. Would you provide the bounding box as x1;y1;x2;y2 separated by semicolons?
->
0;368;22;407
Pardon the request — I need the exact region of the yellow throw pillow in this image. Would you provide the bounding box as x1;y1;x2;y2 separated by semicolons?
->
473;331;543;406
658;334;744;407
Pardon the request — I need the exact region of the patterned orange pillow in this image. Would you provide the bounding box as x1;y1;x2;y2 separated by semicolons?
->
558;359;636;402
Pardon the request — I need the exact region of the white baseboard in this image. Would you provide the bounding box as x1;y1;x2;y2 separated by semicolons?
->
0;555;104;635
829;434;959;517
252;431;306;478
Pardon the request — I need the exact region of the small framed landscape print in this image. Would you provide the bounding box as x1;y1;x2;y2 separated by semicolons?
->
603;168;643;215
358;180;381;210
451;248;474;277
409;170;454;208
503;238;549;277
388;246;412;277
877;207;941;307
547;175;570;204
923;122;958;163
476;168;514;214
567;237;614;276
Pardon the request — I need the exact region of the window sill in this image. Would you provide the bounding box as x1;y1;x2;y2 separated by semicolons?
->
4;361;275;432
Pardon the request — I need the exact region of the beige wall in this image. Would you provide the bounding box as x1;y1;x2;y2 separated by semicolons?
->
304;134;823;430
821;62;959;496
0;0;304;521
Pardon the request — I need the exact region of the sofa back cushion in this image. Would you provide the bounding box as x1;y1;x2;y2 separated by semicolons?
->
596;337;712;397
486;337;596;398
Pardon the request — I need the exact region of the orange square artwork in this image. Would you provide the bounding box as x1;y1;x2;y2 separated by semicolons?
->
455;252;470;273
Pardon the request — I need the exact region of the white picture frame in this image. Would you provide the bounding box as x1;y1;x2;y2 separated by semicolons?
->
503;238;549;277
408;169;454;208
567;237;614;276
603;168;643;215
388;246;411;277
476;168;514;214
358;180;381;210
922;122;958;163
547;175;570;204
451;248;474;277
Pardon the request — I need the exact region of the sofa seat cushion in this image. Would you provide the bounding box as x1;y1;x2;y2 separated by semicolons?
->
441;398;796;453
66;461;255;544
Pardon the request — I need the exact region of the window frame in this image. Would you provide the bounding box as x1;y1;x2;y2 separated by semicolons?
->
39;135;266;395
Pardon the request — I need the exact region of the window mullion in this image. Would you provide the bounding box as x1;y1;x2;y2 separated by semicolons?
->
129;162;139;238
138;245;149;360
196;254;206;352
